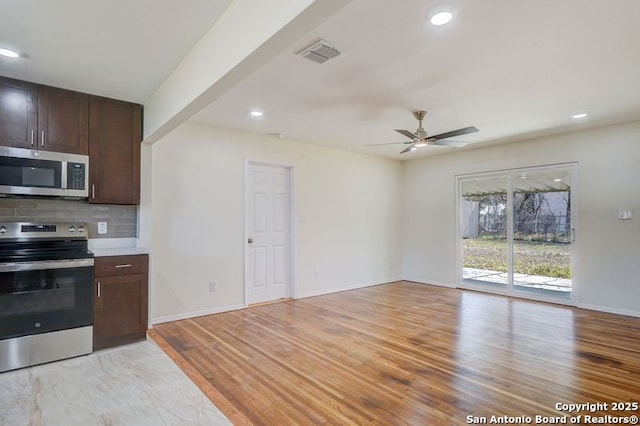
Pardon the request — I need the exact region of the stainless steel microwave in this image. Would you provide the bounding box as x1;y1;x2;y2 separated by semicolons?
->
0;147;89;198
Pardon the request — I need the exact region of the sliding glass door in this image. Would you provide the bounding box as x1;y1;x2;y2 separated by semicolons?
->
458;164;576;303
461;176;509;290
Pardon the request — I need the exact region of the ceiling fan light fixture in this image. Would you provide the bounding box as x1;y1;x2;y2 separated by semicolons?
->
364;110;477;154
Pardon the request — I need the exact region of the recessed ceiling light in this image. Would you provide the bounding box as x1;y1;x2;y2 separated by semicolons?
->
571;113;588;119
430;11;453;26
0;48;19;58
249;110;263;117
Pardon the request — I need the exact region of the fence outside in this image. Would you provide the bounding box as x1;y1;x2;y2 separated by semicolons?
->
476;213;570;242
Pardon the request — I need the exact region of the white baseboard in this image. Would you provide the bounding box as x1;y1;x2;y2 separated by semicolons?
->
150;278;403;324
147;287;640;326
402;277;456;288
403;280;640;318
294;277;402;300
577;303;640;318
404;280;640;318
149;303;246;326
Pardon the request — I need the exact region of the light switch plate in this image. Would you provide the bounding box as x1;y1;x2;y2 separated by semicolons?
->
98;222;108;234
618;210;633;220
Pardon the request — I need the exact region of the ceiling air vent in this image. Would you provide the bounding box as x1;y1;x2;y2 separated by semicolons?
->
296;39;341;64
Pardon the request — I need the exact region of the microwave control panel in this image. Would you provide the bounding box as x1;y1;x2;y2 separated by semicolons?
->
67;162;86;190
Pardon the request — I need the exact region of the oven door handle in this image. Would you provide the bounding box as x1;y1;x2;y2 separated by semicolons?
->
0;258;94;272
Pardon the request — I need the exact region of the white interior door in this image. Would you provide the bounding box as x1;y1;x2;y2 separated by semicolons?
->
246;163;290;305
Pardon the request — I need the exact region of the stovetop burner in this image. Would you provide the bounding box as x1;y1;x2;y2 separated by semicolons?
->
0;222;93;263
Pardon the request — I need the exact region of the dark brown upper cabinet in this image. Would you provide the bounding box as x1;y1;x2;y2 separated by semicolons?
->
0;77;38;149
37;86;89;154
0;76;88;154
89;96;142;205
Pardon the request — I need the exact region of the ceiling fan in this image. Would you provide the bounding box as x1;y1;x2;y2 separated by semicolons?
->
366;111;478;154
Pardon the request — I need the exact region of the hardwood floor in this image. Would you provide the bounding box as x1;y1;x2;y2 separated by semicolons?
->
151;282;640;425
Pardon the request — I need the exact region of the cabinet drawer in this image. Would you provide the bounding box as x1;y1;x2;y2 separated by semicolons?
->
94;254;148;277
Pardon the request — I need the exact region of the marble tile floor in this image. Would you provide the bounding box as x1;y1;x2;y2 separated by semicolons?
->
0;339;232;426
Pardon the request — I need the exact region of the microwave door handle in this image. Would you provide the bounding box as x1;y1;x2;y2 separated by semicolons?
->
61;161;67;190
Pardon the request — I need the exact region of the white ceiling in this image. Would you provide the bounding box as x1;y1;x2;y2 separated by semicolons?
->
1;0;640;159
0;0;232;103
191;0;640;159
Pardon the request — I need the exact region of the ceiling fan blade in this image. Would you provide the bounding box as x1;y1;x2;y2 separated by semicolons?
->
432;140;468;148
400;144;415;154
394;129;417;140
430;126;479;140
364;141;412;146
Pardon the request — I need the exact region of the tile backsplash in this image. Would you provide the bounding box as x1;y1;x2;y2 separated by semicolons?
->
0;197;137;238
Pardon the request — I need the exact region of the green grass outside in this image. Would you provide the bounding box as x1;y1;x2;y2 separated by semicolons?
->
463;238;571;279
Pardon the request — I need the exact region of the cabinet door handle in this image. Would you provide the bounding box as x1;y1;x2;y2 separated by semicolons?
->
115;264;132;268
92;184;95;199
41;131;45;147
31;130;35;146
97;281;101;298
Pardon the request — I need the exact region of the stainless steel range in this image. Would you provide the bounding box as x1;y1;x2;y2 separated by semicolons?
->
0;222;94;372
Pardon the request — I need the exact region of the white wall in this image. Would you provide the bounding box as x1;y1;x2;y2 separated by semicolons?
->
142;120;640;322
145;122;403;322
402;121;640;316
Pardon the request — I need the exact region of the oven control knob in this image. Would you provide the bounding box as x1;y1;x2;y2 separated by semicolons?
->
78;225;85;233
68;225;76;233
0;225;6;234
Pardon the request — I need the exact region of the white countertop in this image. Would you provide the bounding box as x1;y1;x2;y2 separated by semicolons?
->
88;238;151;257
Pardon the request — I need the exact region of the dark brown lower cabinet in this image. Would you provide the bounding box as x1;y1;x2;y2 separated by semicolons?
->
93;254;148;351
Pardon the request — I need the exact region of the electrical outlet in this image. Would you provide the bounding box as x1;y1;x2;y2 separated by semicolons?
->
209;281;216;292
97;222;108;234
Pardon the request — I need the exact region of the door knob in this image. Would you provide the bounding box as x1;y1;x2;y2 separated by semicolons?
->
248;238;253;244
